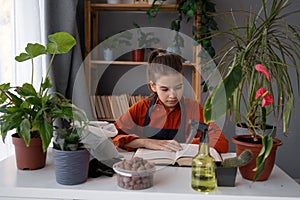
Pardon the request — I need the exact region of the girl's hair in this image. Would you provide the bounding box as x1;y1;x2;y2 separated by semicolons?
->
147;49;183;83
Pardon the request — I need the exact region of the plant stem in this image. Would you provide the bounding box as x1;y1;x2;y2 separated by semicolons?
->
0;88;15;105
31;58;34;85
46;54;55;78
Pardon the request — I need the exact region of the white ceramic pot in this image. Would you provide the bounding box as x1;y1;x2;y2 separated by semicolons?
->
148;0;176;4
103;48;113;61
107;0;121;4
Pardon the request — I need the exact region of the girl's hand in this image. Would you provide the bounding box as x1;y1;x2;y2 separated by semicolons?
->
125;138;183;152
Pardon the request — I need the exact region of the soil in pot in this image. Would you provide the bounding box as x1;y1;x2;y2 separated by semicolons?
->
231;135;282;181
12;134;47;170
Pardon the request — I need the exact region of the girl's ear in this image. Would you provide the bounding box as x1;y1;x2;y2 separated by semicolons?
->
148;81;157;93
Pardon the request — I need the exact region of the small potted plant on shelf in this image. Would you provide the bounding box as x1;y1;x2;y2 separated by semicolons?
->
147;0;218;58
0;32;82;170
166;31;184;55
102;31;133;61
52;113;90;185
203;0;300;181
132;22;160;62
216;149;252;187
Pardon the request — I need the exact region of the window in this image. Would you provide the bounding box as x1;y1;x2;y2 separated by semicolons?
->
0;0;45;161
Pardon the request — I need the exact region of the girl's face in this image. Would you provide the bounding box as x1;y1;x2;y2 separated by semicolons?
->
149;74;184;109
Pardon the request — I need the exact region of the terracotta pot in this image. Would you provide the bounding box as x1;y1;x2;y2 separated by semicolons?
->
132;49;145;62
12;134;46;170
231;135;282;181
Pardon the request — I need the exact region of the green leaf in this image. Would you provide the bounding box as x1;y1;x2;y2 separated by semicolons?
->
0;83;11;104
19;118;31;146
204;64;243;123
15;43;46;62
253;135;273;181
41;77;53;92
26;96;42;107
187;10;194;17
283;95;293;133
46;32;76;55
38;119;53;152
6;91;23;106
17;83;37;97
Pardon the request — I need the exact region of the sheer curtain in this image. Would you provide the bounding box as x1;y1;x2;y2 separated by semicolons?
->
0;0;45;161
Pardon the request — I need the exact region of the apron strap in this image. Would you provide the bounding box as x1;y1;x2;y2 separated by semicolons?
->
143;94;186;142
143;94;158;126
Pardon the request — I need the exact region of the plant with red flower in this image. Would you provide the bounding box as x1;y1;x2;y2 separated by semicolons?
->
202;0;300;181
246;64;274;136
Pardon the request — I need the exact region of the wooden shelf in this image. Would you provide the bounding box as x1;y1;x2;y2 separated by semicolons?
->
90;3;178;12
90;60;195;67
84;0;201;101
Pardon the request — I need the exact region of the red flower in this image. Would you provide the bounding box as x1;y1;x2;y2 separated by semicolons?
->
262;93;274;107
255;64;270;81
255;87;267;99
255;87;274;107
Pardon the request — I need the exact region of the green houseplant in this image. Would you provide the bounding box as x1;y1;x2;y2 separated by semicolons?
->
102;31;133;61
132;22;160;61
203;0;300;181
147;0;218;58
0;32;85;169
53;116;90;185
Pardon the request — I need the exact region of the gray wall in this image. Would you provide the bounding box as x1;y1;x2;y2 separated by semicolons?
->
80;0;300;179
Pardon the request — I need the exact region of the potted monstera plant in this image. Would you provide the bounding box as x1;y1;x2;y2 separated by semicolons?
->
0;32;84;170
203;0;300;181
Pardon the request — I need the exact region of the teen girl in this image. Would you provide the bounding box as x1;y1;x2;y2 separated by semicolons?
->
112;49;228;153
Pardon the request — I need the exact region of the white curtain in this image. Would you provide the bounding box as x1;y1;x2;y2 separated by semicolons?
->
0;0;44;161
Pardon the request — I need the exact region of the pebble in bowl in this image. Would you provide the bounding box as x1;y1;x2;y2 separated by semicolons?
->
113;157;156;190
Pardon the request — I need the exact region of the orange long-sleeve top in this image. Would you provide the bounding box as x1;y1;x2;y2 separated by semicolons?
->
112;96;229;153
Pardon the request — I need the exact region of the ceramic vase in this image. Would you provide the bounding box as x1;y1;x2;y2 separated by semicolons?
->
103;48;113;61
53;148;90;185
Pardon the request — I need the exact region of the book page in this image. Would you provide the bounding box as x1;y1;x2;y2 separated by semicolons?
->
210;147;222;162
133;144;222;166
133;148;176;165
175;144;222;162
175;144;198;159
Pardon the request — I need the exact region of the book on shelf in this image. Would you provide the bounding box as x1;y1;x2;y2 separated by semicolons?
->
133;143;222;167
89;95;98;119
94;95;105;119
100;95;111;119
93;94;148;120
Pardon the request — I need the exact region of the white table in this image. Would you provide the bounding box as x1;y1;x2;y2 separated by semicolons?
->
0;150;299;200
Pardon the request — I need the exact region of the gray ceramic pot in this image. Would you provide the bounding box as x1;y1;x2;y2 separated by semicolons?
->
53;148;90;185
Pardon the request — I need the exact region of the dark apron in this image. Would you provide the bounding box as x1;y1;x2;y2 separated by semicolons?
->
142;95;186;143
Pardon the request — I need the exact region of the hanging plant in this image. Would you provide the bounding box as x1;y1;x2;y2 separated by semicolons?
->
146;0;218;58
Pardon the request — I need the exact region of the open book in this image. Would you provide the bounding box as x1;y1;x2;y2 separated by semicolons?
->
133;144;222;166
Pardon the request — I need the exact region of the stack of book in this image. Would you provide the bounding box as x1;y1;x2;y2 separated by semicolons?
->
90;94;148;120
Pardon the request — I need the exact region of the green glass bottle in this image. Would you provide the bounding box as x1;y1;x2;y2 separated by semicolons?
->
191;128;216;192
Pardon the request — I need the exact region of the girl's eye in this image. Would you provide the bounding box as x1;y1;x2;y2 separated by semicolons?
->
175;85;183;90
161;88;169;92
